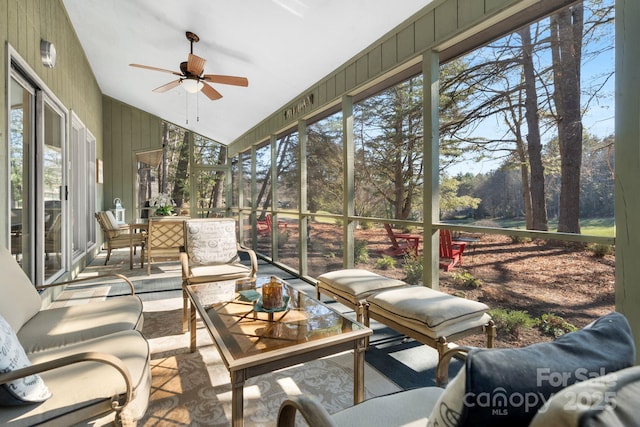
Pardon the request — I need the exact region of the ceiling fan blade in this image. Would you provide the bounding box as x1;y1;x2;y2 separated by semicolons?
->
187;54;206;76
152;79;181;93
130;63;182;76
201;82;223;100
203;74;249;87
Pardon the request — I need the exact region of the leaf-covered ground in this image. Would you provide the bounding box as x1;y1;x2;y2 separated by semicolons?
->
362;231;615;347
278;224;615;348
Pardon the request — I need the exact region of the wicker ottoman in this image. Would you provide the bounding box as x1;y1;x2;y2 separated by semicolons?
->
366;286;495;369
316;269;409;325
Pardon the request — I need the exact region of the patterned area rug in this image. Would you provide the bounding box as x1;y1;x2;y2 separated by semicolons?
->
137;298;400;426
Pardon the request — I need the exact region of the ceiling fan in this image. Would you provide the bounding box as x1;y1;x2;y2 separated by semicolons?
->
129;31;248;101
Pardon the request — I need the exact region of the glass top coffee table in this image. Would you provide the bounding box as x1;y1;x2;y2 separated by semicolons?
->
185;276;372;427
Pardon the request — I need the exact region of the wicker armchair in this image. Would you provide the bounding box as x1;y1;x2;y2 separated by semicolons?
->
180;218;258;332
95;211;146;269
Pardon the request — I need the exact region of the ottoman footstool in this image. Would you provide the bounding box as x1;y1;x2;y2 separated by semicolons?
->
316;269;409;325
366;286;495;374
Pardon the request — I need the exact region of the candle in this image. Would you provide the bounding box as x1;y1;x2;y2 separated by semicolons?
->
262;279;284;309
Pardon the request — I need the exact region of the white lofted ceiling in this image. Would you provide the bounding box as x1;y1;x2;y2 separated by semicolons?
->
62;0;433;145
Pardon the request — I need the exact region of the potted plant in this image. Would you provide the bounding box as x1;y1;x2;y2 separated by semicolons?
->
149;193;175;216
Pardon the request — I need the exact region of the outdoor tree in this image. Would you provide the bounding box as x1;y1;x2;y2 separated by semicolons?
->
355;76;424;220
551;3;584;233
440;176;481;215
307;115;344;215
170;129;189;209
255;144;271;218
437;0;613;232
519;24;549;231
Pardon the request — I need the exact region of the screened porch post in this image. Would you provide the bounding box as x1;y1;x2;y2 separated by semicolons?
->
615;0;640;363
298;119;308;276
423;51;440;290
343;95;355;268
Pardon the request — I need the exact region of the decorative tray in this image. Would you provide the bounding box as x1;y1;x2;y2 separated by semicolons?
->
254;295;290;313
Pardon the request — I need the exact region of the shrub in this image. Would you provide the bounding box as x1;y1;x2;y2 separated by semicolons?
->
451;270;482;288
402;225;417;233
403;252;423;285
375;255;395;270
359;220;372;230
510;235;532;244
587;243;613;258
535;313;577;338
354;239;369;264
489;308;534;339
277;230;289;249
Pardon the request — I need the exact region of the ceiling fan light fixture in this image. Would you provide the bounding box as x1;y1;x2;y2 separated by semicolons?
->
181;79;203;93
130;31;247;102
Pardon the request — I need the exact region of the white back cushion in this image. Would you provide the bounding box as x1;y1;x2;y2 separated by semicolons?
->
104;211;120;231
0;246;42;332
185;219;239;265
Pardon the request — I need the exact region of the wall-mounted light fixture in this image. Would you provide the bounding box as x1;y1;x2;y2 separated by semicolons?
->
40;39;57;68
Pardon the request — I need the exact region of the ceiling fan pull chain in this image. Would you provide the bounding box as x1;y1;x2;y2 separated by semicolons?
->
197;90;200;122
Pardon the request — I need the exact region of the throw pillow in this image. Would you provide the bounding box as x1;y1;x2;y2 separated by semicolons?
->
427;363;467;427
0;315;51;405
457;311;635;427
528;365;640;427
186;219;239;265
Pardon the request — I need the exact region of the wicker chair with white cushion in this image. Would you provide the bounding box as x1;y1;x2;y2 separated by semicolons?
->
95;211;146;269
180;218;258;332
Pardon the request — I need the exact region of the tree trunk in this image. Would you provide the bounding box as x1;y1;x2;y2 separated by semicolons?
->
171;131;190;208
160;122;168;194
520;25;548;231
515;134;533;229
551;5;583;234
256;174;271;218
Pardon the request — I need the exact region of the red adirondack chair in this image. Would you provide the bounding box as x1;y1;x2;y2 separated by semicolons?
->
257;213;287;235
380;223;420;257
439;229;466;271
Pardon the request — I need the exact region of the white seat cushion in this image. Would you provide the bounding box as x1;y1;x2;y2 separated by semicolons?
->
333;386;444;427
1;330;150;426
17;296;144;354
317;269;407;300
188;263;252;283
367;286;489;331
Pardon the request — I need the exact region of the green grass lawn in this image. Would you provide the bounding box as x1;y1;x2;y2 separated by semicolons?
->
453;217;615;237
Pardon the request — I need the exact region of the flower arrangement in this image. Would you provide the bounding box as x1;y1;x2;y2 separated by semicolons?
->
149;192;175;216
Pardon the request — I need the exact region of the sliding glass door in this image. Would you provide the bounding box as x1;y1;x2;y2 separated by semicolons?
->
9;66;67;284
9;76;34;277
41;98;65;281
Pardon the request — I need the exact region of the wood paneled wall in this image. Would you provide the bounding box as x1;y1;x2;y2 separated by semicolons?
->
102;96;162;222
0;0;102;245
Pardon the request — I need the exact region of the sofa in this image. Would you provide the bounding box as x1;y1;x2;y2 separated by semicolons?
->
0;246;150;426
278;311;639;427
